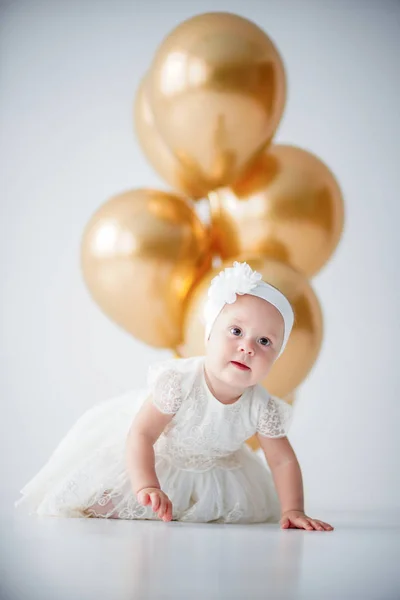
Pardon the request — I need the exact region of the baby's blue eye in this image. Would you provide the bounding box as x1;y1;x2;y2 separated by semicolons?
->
230;327;242;337
259;337;271;347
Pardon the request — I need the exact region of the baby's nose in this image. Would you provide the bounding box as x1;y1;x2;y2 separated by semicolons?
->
239;342;255;356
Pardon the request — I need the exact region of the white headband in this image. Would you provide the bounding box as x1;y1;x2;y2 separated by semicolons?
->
204;262;294;358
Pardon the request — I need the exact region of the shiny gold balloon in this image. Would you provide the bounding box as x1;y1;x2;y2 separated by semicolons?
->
134;75;209;200
178;256;323;398
210;145;344;277
147;12;286;193
246;391;295;451
81;189;212;348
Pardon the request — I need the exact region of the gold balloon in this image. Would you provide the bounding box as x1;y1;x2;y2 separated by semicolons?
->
246;391;295;451
210;144;344;277
81;189;212;348
134;75;209;200
147;12;286;193
178;257;323;398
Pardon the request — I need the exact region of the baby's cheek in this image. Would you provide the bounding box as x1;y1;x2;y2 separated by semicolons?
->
214;337;230;355
254;356;273;381
211;341;228;365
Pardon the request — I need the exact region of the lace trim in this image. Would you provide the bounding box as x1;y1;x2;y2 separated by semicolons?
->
152;369;182;414
85;491;148;520
155;448;242;473
224;502;245;523
256;396;292;438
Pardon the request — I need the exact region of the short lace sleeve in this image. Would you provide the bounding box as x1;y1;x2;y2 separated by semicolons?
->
147;361;182;415
256;395;293;438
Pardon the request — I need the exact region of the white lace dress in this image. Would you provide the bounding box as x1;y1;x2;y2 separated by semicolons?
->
15;356;292;524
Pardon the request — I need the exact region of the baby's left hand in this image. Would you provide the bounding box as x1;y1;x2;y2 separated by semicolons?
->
280;510;334;531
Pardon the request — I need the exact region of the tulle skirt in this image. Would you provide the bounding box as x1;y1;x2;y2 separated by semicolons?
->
15;390;280;524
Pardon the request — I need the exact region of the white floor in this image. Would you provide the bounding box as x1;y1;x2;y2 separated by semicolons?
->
1;509;399;600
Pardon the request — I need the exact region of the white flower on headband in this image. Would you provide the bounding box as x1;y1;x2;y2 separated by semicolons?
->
207;261;262;309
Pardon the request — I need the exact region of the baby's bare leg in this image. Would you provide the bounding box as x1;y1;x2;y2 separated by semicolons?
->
84;490;120;519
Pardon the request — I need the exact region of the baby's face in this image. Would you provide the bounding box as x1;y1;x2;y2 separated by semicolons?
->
205;294;285;389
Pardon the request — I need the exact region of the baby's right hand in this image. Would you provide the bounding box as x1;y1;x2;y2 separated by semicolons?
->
136;487;173;522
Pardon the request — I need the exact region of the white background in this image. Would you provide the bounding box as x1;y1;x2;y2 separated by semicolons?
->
1;0;399;512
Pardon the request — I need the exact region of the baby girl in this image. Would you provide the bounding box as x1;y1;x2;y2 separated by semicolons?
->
16;262;333;531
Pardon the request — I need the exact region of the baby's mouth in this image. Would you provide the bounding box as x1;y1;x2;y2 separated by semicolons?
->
230;361;251;371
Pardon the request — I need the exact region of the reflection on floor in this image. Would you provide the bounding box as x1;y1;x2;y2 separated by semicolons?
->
1;509;399;600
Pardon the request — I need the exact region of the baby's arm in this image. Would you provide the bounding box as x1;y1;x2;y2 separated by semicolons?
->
258;435;304;515
126;397;174;519
257;434;333;531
